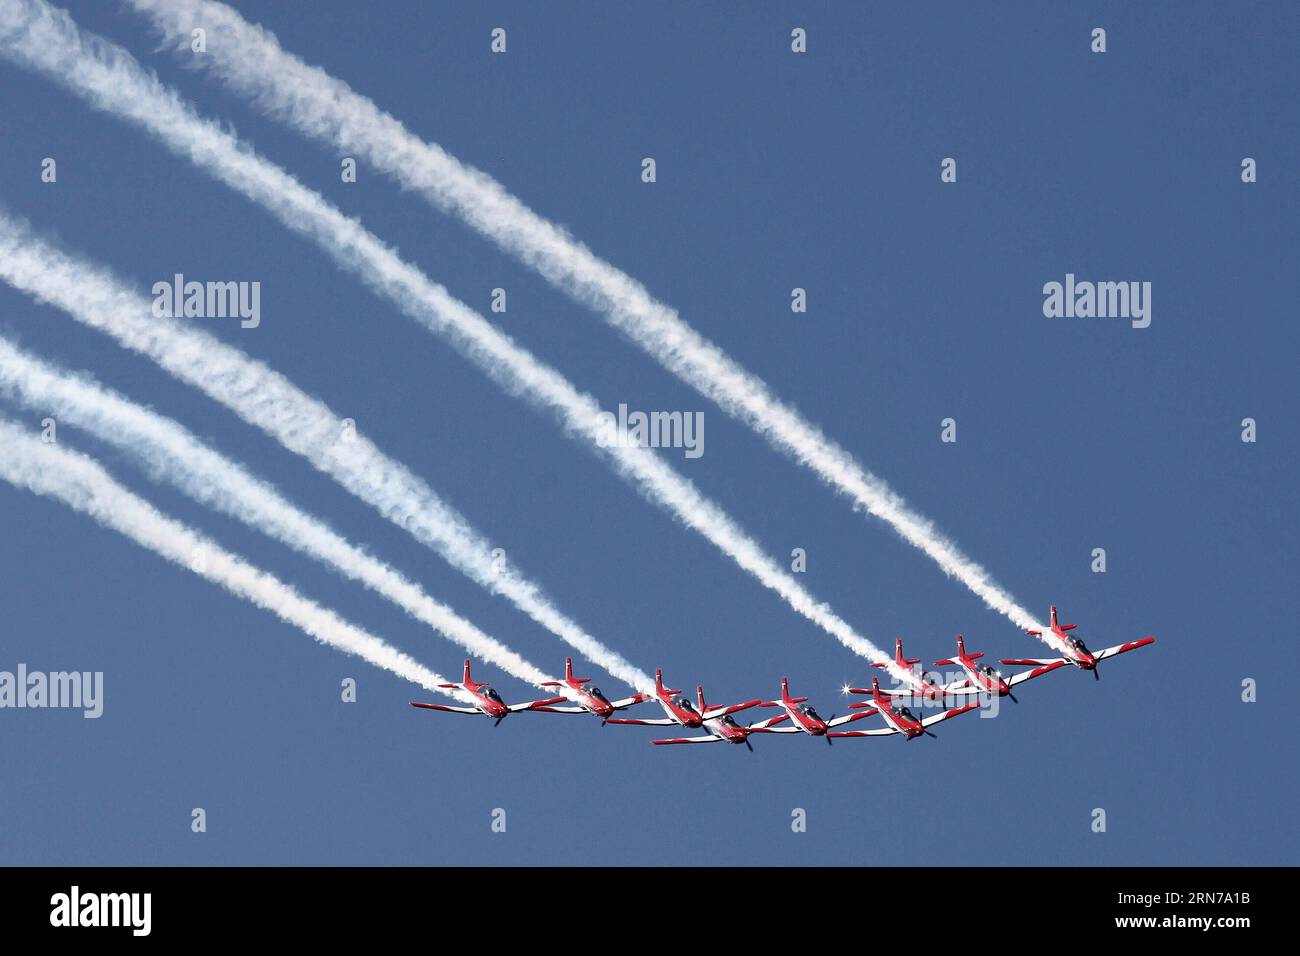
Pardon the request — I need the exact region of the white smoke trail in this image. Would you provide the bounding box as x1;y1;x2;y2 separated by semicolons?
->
125;0;1043;632
0;213;653;693
0;0;916;681
0;334;574;696
0;417;466;697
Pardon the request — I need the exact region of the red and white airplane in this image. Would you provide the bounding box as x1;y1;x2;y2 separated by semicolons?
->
525;657;651;721
1001;606;1157;681
871;638;952;701
651;686;789;750
606;669;761;731
933;634;1070;702
409;659;554;726
830;676;982;741
746;677;877;744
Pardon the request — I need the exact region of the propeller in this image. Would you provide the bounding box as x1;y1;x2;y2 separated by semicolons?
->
825;715;837;746
924;730;938;739
1093;666;1101;682
493;715;505;728
1008;691;1019;704
745;737;754;753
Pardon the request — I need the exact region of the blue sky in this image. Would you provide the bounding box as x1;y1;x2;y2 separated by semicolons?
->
0;0;1296;865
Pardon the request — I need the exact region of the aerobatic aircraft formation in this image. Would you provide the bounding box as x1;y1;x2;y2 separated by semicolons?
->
410;606;1157;747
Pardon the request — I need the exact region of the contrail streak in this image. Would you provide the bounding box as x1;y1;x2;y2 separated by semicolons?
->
0;211;653;694
0;0;916;681
0;334;570;696
0;418;464;697
125;0;1043;632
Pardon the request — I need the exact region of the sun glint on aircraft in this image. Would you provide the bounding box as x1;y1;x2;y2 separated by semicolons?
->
1000;606;1156;680
525;657;651;721
409;659;555;726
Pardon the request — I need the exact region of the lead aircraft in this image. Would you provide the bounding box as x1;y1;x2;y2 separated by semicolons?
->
1001;606;1156;680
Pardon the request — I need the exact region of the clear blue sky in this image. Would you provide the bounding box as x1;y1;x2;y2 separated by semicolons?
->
1;1;1295;865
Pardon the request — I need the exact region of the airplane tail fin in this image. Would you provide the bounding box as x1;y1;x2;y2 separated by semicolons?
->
1050;606;1077;631
955;635;983;661
462;659;472;684
656;669;680;697
779;677;809;705
564;657;591;685
895;638;921;668
697;686;708;714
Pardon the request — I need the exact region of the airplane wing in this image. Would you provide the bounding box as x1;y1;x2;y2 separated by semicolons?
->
826;710;877;728
605;717;680;726
1006;659;1071;687
507;698;563;713
410;701;481;715
524;695;569;708
608;693;652;709
999;657;1066;667
747;713;792;730
826;726;897;738
652;735;724;745
934;678;985;695
703;699;763;720
920;701;982;728
527;704;590;714
1093;636;1157;662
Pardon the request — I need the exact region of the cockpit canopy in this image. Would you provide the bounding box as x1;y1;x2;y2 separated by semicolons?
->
1067;636;1091;654
898;706;918;722
801;705;822;722
587;687;609;703
483;687;502;703
676;697;696;713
